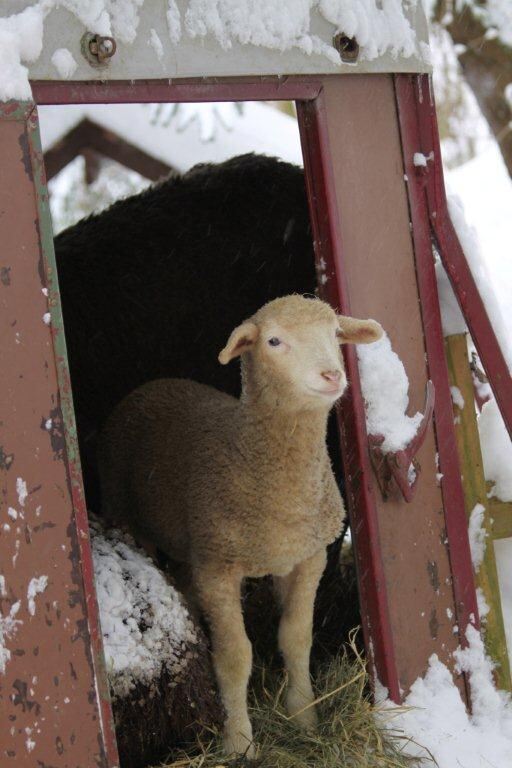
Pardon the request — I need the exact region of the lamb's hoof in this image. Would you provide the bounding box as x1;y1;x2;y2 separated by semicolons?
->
287;689;318;732
223;721;256;760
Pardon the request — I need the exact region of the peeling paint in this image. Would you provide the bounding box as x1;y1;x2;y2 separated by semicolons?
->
429;608;439;639
0;266;11;286
427;560;440;592
0;445;14;471
18;130;33;181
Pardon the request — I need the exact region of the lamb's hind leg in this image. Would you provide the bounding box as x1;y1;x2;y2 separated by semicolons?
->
275;549;327;730
193;564;255;758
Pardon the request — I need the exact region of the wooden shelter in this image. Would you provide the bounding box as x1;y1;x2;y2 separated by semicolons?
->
1;2;511;766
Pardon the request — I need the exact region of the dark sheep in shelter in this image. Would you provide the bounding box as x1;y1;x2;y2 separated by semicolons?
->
54;153;321;510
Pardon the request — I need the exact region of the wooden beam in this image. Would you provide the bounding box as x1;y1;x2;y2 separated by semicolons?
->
445;332;511;690
489;499;512;541
43;117;175;181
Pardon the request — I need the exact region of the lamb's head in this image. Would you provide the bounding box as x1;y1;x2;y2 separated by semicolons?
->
219;295;382;411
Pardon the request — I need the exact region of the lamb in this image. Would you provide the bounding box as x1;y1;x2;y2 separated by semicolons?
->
98;294;383;758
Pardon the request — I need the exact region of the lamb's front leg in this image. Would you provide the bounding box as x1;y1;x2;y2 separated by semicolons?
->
275;549;327;730
194;564;255;758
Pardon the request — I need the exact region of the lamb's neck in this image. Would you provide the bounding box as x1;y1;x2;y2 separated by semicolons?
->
238;397;329;460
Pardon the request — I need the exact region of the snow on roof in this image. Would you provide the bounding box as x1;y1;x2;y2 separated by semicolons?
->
1;1;430;102
39;101;303;173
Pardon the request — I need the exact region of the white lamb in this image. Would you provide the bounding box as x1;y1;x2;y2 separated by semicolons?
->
98;294;383;757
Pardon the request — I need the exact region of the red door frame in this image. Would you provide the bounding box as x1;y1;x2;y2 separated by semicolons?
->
32;74;402;703
395;75;481;688
18;74;496;759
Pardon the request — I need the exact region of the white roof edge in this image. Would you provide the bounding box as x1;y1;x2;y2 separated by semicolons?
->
4;0;432;92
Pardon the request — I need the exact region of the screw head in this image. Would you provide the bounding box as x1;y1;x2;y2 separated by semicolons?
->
333;33;360;63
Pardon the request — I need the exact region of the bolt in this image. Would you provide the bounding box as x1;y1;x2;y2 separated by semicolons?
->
89;35;116;63
81;32;116;67
333;33;360;63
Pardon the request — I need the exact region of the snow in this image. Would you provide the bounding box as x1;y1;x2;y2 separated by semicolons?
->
27;575;48;616
377;624;512;768
16;477;28;507
51;48;77;79
435;260;467;336
476;587;490;623
0;5;44;101
448;192;512;374
0;1;425;103
494;538;512;670
468;503;486;573
357;333;422;453
478;398;512;502
184;0;418;64
0;599;21;675
148;28;164;60
42;312;51;325
466;0;512;49
90;517;198;698
450;385;465;410
413;151;431;167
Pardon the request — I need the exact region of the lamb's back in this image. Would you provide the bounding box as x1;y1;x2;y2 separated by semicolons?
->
99;378;238;561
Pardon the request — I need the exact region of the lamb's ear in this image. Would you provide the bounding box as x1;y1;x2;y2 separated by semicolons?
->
337;316;383;345
218;322;259;364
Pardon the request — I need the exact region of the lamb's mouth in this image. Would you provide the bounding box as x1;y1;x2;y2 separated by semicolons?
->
307;386;343;398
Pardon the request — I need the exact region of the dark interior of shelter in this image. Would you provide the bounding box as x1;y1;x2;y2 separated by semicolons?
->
49;135;361;767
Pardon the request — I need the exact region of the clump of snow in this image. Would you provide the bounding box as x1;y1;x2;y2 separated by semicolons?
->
447;193;512;373
357;333;422;453
377;624;512;768
450;385;465;410
472;370;492;405
0;6;44;101
478;397;512;502
51;48;77;79
0;599;21;675
435;259;468;336
27;575;48;616
167;1;182;43
42;312;51;325
494;538;512;670
413;151;432;167
90;517;198;698
468;503;487;572
148;28;164;60
476;587;490;623
16;477;28;507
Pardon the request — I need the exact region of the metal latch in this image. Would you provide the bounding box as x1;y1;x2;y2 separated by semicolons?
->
368;380;435;502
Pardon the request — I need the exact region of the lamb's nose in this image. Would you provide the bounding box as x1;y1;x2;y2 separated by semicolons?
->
321;370;341;383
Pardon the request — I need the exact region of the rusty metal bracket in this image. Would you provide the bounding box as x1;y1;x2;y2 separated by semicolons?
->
369;380;435;502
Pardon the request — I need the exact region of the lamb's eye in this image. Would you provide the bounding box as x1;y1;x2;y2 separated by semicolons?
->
268;337;281;347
